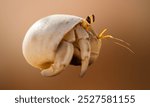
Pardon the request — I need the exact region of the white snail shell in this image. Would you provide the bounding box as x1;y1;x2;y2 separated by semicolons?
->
22;14;101;77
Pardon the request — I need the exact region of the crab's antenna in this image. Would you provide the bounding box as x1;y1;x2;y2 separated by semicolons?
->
111;36;130;46
114;42;135;54
98;29;107;39
98;29;134;54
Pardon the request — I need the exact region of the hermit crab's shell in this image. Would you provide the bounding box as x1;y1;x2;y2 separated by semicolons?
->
23;14;83;69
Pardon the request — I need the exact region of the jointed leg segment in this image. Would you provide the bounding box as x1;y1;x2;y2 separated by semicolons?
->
41;41;74;76
75;25;91;76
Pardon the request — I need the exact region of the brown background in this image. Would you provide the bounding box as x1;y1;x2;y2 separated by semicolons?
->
0;0;150;89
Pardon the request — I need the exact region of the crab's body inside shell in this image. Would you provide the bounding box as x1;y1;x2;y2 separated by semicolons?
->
22;14;101;77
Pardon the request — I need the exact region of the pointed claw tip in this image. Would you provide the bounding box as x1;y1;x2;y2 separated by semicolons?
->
80;73;85;77
80;70;87;77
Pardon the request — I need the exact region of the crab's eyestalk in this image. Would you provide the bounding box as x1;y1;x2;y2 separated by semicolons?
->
86;14;95;24
81;14;95;31
98;29;135;54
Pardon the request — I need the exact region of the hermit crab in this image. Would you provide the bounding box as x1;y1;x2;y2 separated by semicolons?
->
22;14;133;77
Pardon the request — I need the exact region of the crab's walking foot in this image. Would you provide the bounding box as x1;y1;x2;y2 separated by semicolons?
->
75;25;91;76
79;39;91;77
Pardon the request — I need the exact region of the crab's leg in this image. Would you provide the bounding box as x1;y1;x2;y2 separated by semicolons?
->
41;41;74;76
75;25;91;77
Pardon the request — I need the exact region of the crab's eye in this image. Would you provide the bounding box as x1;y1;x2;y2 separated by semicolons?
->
86;14;95;24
